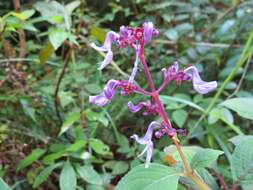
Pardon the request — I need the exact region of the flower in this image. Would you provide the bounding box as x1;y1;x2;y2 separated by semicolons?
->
89;80;120;106
128;48;140;83
90;31;119;70
184;66;217;94
143;22;159;44
128;100;158;115
131;121;160;168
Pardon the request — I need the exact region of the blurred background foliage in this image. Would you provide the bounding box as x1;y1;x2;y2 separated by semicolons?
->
0;0;253;189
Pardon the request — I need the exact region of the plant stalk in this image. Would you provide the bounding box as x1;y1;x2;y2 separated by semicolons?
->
139;42;210;190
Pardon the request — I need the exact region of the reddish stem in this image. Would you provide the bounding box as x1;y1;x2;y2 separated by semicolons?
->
138;42;171;128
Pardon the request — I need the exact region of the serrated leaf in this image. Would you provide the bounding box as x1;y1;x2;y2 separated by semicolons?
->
115;163;179;190
49;29;68;50
231;138;253;185
172;110;187;128
59;112;80;136
191;149;223;169
221;98;253;120
33;163;61;188
17;149;46;172
60;161;76;190
76;165;103;185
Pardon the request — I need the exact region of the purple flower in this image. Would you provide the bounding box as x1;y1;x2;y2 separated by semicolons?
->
128;48;140;83
143;22;159;44
89;79;120;106
128;100;158;115
184;66;217;94
131;121;160;168
90;31;119;70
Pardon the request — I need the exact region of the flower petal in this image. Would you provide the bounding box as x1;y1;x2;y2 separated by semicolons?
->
91;31;119;51
128;49;140;83
143;22;159;44
89;80;119;106
98;50;113;70
145;142;153;168
103;79;120;99
127;101;146;113
89;93;109;106
185;66;217;94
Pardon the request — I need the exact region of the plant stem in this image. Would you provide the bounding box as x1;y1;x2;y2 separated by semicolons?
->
139;43;210;190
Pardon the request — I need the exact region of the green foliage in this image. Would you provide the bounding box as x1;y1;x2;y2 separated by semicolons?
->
190;149;223;169
0;178;11;190
17;149;46;172
221;98;253;120
60;161;77;190
231;136;253;186
76;165;103;185
116;163;179;190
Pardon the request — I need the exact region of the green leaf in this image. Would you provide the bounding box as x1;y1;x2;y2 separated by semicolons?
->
59;112;80;136
112;161;129;175
221;98;253;120
17;148;46;172
20;99;37;122
60;161;77;190
160;95;204;112
191;149;223;169
231;138;253;185
89;138;112;156
33;163;61;188
115;163;179;190
65;1;81;15
39;42;54;64
11;9;35;20
229;135;253;146
49;29;68;50
76;165;103;185
87;185;105;190
42;151;65;165
172;110;187;128
165;29;178;42
66;140;86;152
0;178;11;190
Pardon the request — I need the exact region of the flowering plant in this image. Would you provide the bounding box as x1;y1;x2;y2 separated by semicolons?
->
89;22;217;189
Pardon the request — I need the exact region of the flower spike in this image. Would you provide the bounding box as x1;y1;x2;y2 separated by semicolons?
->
184;66;217;94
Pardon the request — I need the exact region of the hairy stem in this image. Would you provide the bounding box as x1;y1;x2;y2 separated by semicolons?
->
139;43;210;190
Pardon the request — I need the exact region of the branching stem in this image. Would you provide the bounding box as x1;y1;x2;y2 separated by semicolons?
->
138;41;210;190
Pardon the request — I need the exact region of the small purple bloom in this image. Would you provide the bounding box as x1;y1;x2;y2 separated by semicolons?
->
131;121;160;168
184;66;217;94
143;22;159;44
162;62;179;81
89;79;120;106
128;100;158;115
90;31;119;70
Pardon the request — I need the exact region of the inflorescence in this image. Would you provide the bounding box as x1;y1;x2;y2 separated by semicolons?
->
89;22;217;168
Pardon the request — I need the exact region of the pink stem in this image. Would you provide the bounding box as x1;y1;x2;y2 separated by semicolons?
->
139;42;172;128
